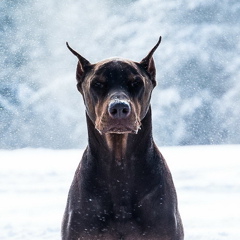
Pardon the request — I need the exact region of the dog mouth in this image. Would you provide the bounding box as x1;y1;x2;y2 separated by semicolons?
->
95;120;141;135
98;126;139;135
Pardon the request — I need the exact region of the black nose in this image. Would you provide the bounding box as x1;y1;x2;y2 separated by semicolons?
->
108;100;131;119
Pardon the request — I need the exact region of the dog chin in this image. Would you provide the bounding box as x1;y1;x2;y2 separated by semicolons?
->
96;126;139;135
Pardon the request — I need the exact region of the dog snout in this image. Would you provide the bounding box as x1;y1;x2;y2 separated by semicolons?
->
108;100;131;119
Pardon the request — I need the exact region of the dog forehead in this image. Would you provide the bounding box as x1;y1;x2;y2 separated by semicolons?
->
93;58;140;77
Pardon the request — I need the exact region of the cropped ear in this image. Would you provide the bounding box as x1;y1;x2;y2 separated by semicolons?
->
140;36;161;87
66;42;91;83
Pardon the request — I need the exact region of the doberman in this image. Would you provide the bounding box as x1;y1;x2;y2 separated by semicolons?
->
62;37;184;240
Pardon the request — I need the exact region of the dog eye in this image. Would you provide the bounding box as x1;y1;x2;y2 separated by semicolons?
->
129;77;143;88
131;81;140;88
92;81;105;89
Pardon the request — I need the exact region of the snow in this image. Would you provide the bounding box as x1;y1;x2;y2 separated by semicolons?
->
1;0;240;148
1;145;240;239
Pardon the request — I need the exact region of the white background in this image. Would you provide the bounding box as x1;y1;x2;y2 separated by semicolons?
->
1;145;240;239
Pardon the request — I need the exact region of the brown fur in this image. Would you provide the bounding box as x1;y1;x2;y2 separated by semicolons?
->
62;37;184;240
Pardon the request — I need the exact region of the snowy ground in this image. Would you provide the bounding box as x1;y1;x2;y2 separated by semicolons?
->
1;145;240;240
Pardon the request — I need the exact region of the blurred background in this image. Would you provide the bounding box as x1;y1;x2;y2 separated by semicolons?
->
1;0;240;149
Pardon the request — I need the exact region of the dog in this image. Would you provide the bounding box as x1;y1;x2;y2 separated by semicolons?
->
62;37;184;240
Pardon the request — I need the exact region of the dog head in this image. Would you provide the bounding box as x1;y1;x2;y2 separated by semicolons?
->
67;37;161;134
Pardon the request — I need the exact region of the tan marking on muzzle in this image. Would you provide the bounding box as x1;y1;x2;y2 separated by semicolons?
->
94;97;141;134
131;101;142;130
94;100;109;134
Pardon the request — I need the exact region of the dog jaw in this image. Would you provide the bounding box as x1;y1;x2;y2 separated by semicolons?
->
95;120;141;135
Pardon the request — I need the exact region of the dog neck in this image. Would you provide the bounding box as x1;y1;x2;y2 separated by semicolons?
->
104;133;128;163
86;107;154;164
